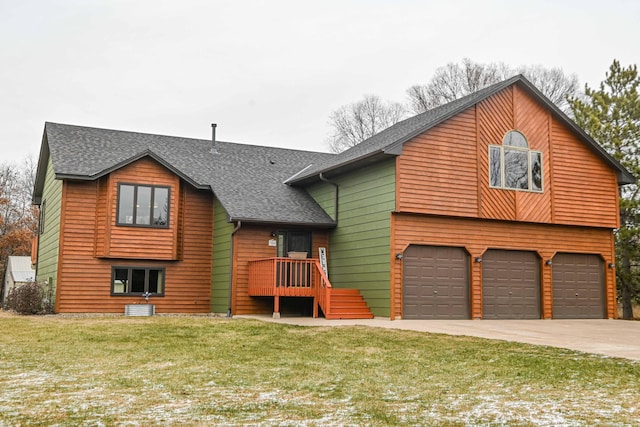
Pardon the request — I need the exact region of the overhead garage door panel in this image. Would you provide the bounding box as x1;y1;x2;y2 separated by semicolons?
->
552;253;604;319
482;250;540;319
403;245;469;319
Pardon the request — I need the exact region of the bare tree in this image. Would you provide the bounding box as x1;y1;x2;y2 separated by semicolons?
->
0;156;38;285
327;95;406;153
327;59;580;152
516;64;579;112
407;58;578;114
407;58;511;113
0;158;36;228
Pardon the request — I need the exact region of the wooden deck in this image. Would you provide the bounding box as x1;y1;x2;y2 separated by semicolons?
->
248;258;373;319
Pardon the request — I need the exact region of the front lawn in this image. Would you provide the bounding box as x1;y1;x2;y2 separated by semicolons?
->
0;313;638;426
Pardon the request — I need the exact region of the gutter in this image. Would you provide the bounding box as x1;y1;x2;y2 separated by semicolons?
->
54;150;210;191
227;220;242;318
226;217;336;229
319;173;339;222
288;150;386;185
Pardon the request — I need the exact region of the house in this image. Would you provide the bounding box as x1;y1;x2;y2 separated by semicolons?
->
32;75;634;319
2;256;35;302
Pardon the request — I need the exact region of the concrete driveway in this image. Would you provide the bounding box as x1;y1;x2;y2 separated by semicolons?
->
239;316;640;361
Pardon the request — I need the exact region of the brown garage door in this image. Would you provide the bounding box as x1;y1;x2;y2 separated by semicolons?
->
403;245;469;319
482;250;540;319
552;253;604;319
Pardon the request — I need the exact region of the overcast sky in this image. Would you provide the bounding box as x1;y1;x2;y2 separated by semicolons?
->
1;0;638;164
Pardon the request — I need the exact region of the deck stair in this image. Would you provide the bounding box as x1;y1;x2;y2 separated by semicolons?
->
323;288;373;319
248;257;374;319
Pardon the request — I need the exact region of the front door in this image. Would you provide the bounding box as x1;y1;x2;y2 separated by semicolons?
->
277;231;312;258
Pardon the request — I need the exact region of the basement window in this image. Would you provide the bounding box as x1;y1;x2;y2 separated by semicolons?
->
117;184;170;227
111;266;165;296
489;130;542;192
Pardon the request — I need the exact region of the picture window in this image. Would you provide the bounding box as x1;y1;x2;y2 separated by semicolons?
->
117;184;170;227
489;130;542;192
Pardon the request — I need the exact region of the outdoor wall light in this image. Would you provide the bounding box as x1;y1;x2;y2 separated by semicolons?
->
545;260;553;266
474;257;482;263
608;263;615;269
270;231;277;237
395;253;403;260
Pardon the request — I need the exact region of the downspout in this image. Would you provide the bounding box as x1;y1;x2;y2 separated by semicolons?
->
319;173;338;222
227;220;241;318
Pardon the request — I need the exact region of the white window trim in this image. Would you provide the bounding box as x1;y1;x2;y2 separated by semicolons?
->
488;144;543;193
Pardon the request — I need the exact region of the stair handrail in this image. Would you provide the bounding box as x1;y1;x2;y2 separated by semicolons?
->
313;260;332;317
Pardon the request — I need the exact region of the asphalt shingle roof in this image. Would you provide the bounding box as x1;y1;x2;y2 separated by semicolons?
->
41;123;337;226
35;75;634;226
285;77;520;184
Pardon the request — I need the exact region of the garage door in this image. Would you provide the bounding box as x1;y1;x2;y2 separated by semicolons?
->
482;250;540;319
552;253;604;319
403;245;469;319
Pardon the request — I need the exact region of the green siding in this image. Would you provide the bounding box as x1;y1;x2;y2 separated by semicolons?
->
36;156;62;300
308;159;395;316
306;181;336;220
211;198;233;313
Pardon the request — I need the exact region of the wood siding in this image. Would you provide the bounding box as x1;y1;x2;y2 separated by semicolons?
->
391;213;617;320
232;224;329;315
95;158;180;260
550;118;619;227
396;85;620;228
55;164;213;313
512;86;553;223
477;86;518;221
36;156;62;296
397;108;479;217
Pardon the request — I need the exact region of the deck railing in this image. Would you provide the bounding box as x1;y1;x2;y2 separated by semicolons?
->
248;257;332;317
312;259;332;318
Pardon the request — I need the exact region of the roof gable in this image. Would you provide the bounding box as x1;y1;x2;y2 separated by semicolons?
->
44;122;214;187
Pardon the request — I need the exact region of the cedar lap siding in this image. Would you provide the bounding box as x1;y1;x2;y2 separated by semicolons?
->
53;157;213;313
392;85;620;319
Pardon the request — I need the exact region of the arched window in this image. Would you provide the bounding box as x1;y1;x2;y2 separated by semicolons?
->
489;130;542;192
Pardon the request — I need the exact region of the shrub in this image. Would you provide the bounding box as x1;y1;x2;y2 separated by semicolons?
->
3;281;54;315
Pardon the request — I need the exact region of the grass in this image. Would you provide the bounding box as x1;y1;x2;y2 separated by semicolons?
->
1;313;639;426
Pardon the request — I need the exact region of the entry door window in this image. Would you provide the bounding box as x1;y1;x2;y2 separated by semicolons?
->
277;231;312;257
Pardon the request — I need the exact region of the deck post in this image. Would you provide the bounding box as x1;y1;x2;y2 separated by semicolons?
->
273;295;280;319
313;297;318;318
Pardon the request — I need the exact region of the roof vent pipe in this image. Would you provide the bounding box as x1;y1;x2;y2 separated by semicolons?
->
210;123;219;154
